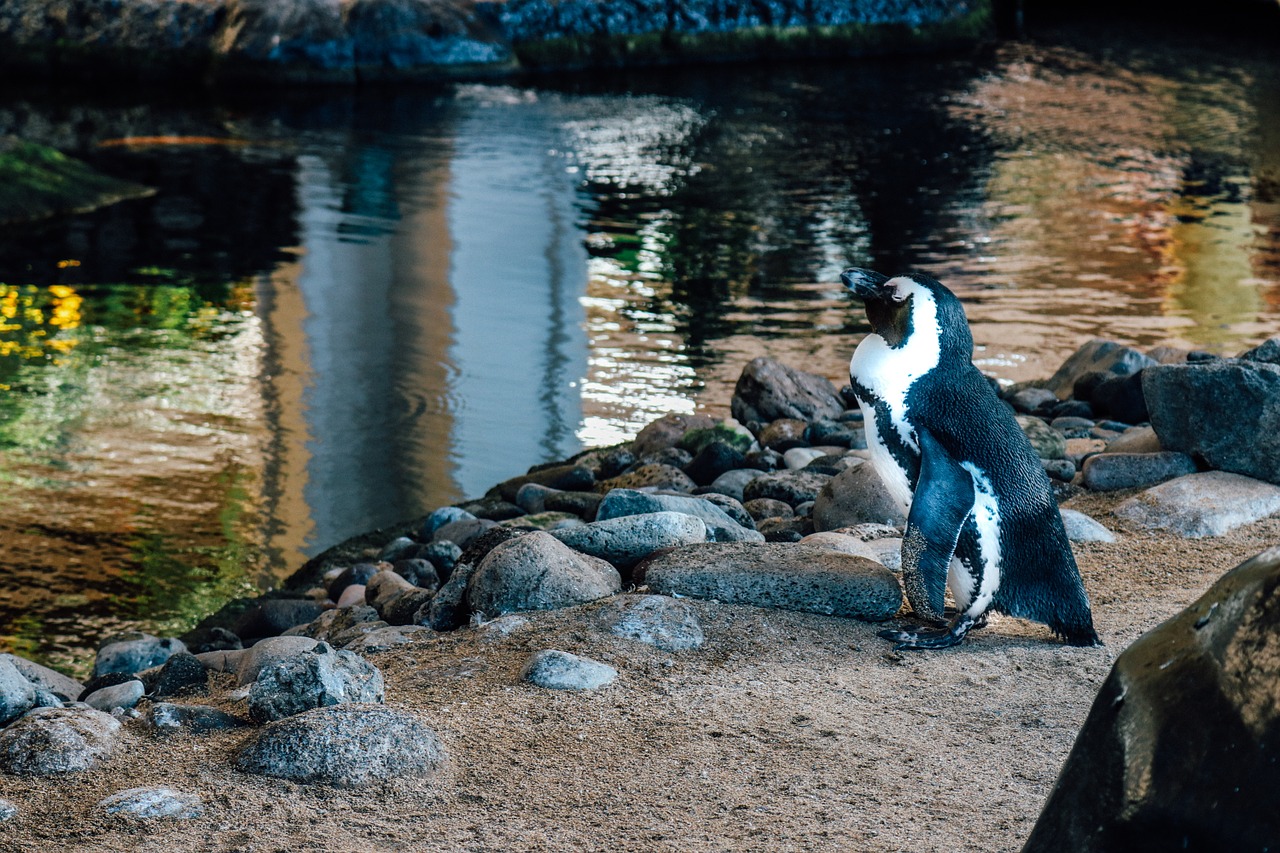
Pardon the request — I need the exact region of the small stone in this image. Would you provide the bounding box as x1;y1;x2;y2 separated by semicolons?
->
1059;509;1118;543
83;680;144;712
599;595;705;651
326;563;382;602
197;635;331;686
631;413;717;458
145;702;244;734
247;642;385;723
730;357;843;425
92;635;186;679
1049;399;1095;420
758;418;810;451
457;497;526;521
343;626;435;654
419;506;475;540
500;510;583;531
0;800;16;822
99;787;204;820
1114;471;1280;538
520;650;617;691
741;469;833;508
393;558;441;590
1018;416;1067;460
336;584;367;608
377;536;419;563
0;654;83;702
683;441;748;487
1081;452;1197;491
236;704;445;787
758;516;812;542
422;560;478;632
744;497;793;523
1091;371;1149;424
1043;339;1157;399
678;420;756;455
491;463;595;503
806;418;866;449
1009;386;1059;414
417;540;462;579
233;599;327;641
783;447;826;470
1042;459;1077;482
145;652;209;699
0;707;120;775
701;468;764;502
1105;426;1161;455
1050;416;1096;438
468;531;622;617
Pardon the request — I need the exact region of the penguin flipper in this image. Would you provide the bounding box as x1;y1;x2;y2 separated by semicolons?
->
898;426;975;623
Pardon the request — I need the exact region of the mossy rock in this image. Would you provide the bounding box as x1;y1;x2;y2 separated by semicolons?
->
0;137;153;225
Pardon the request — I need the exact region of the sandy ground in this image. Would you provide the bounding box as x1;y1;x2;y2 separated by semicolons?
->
2;489;1277;853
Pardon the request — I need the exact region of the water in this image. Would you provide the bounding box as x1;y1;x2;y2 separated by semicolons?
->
2;20;1279;675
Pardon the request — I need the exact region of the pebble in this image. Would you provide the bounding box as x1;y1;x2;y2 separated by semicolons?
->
744;497;793;522
683;440;748;486
758;418;810;451
1106;426;1161;455
98;787;204;820
520;650;617;691
326;562;382;602
1017;416;1067;460
1050;416;1096;438
678;420;756;455
418;540;463;577
377;536;419;563
336;584;368;608
233;599;326;641
1009;387;1058;414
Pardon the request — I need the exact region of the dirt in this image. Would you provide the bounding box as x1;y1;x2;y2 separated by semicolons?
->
1;489;1277;853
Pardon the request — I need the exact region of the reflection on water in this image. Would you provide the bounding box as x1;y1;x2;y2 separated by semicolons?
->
3;22;1280;673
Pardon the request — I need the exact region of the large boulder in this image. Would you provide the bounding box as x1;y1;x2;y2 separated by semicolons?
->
467;531;621;616
730;357;843;426
1044;339;1158;399
1144;360;1280;485
1023;546;1280;852
639;543;902;621
811;463;907;531
595;489;762;543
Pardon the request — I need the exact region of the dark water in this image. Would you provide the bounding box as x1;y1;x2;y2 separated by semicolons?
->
2;20;1279;675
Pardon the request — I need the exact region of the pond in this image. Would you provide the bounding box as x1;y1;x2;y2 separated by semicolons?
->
2;18;1279;675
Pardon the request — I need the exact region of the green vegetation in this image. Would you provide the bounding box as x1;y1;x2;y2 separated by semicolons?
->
0;138;153;225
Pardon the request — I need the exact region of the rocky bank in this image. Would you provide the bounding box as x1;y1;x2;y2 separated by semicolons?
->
0;341;1278;850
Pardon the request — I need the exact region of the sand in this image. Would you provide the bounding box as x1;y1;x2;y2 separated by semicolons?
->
1;488;1276;853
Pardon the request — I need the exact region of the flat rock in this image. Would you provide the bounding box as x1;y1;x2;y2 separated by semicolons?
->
1144;360;1280;485
1024;546;1280;852
0;707;120;775
520;650;617;690
596;463;696;494
84;679;145;712
1059;509;1118;543
1081;451;1197;491
93;634;186;679
811;463;907;531
550;511;708;571
236;704;445;787
631;412;717;458
741;469;832;508
703;468;764;502
1114;471;1280;537
598;594;705;651
731;357;843;425
1105;425;1161;455
468;531;622;617
99;787;204;820
1044;339;1158;399
0;654;83;702
247;642;385;723
0;657;36;727
640;543;902;621
144;702;245;734
596;488;762;543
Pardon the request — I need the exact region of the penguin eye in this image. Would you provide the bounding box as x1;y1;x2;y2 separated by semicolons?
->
885;282;909;304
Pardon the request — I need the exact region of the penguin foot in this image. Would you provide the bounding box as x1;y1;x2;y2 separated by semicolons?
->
878;613;978;651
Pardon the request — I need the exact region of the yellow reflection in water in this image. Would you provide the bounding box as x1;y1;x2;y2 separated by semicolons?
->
0;284;84;374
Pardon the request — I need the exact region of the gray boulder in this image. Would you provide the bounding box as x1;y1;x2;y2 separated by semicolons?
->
596;489;762;543
247;642;385;723
1114;471;1280;538
0;707;120;775
731;357;843;425
197;635;330;686
741;469;833;508
0;654;83;702
1059;509;1118;544
1081;452;1197;491
812;463;907;531
704;468;764;502
640;543;902;621
467;531;621;617
598;595;705;651
1044;339;1158;399
236;704;446;787
92;634;186;679
1023;546;1280;852
83;679;145;712
144;702;245;734
1144;360;1280;485
0;657;36;727
1240;337;1280;364
520;650;617;690
551;511;708;571
99;787;204;820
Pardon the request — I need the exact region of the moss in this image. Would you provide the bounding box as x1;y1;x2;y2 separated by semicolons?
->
513;3;994;70
0;138;154;225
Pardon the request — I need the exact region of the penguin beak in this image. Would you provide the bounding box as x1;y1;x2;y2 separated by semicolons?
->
841;267;890;300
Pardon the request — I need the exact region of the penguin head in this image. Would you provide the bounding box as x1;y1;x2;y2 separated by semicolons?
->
841;267;973;359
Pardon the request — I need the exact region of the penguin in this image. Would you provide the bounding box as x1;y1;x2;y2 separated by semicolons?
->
842;267;1099;651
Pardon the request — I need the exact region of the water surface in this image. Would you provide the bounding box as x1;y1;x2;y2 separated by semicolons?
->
2;21;1279;673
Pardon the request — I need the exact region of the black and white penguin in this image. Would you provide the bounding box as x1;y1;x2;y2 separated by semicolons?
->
842;267;1099;650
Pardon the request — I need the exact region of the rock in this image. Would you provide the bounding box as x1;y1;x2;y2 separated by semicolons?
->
288;604;387;648
456;496;526;521
336;584;368;608
758;516;812;542
0;800;15;821
744;447;784;472
520;650;617;690
744;498;793;522
1044;339;1158;399
1081;452;1198;491
757;418;810;452
422;559;478;631
631;413;717;458
343;625;435;654
377;536;419;563
783;447;826;470
702;468;764;502
596;489;762;543
432;517;499;548
92;635;186;679
642;448;693;471
247;642;385;723
83;679;145;712
1009;386;1059;413
573;445;637;480
0;707;120;775
1240;336;1280;364
798;531;902;568
598;595;705;651
1050;416;1095;439
1042;459;1077;482
468;531;621;617
500;510;583;531
678;420;755;455
550;511;708;572
233;598;327;642
683;440;747;486
741;469;832;508
419;506;475;540
0;657;36;726
1059;509;1118;543
417;540;463;579
1114;471;1280;538
492;463;595;503
1091;371;1148;424
811;463;907;531
144;702;244;734
1050;399;1095;420
640;543;902;621
326;563;382;602
1144;360;1280;485
0;654;83;702
198;635;332;686
1017;416;1067;460
394;557;442;590
236;704;445;787
1106;425;1161;455
76;671;139;701
806;418;866;449
365;570;435;626
731;357;843;425
191;626;243;654
596;463;696;494
694;493;755;529
1023;546;1280;852
99;787;204;820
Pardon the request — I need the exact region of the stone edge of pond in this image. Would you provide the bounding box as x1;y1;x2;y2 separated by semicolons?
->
0;137;155;226
0;0;994;87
